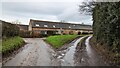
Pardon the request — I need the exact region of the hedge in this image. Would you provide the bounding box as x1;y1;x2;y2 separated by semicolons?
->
2;20;20;38
92;2;120;53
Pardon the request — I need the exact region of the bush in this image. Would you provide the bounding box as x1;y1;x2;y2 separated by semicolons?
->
2;20;20;38
92;2;120;52
82;32;89;35
92;2;120;65
19;31;33;38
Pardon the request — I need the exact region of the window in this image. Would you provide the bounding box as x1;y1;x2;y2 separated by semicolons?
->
44;25;48;27
41;31;47;34
36;24;39;26
53;25;55;28
69;26;71;28
73;25;75;26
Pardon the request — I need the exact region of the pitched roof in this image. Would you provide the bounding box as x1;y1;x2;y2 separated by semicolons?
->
29;19;92;30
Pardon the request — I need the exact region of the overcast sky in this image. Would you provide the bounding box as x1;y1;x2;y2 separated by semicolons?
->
1;0;93;25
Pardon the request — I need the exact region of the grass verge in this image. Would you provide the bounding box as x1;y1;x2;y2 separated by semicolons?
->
1;36;25;55
46;35;79;49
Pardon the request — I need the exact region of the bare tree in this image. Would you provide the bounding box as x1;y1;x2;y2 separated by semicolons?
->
12;20;21;24
79;1;96;15
60;20;67;23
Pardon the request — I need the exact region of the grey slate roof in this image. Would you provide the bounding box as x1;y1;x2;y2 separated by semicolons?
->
30;19;92;30
18;24;28;31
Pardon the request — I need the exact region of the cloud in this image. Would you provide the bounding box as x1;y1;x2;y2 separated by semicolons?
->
2;0;84;2
57;5;92;23
2;2;66;15
1;1;93;25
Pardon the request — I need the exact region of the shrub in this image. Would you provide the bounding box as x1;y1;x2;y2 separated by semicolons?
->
93;2;120;52
19;31;33;38
2;20;19;38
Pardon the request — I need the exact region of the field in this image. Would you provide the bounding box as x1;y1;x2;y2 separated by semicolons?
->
46;35;79;48
1;36;24;55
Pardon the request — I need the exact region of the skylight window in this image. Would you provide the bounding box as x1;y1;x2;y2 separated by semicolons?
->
69;26;71;28
44;25;48;27
53;25;56;28
36;24;39;26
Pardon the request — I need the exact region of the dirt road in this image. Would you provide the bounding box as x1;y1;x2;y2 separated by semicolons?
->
3;36;109;66
74;36;109;66
4;38;54;66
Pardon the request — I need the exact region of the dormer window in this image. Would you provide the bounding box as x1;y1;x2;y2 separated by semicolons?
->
53;25;55;28
44;25;48;27
69;26;71;28
36;24;39;26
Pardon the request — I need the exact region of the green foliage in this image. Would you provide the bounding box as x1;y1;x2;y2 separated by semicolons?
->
46;35;79;48
0;22;2;38
19;31;33;38
2;21;20;38
92;2;120;52
1;36;24;54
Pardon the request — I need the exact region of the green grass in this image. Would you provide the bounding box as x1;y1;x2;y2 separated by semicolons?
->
46;35;79;48
1;36;24;54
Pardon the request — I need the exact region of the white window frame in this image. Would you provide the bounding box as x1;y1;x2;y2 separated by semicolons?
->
44;25;48;27
69;26;71;28
53;25;56;28
36;24;39;26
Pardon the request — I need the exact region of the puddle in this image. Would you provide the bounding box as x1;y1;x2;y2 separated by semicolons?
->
85;36;108;66
85;36;93;57
60;36;85;66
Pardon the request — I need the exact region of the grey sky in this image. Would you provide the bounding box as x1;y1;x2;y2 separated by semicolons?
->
1;0;93;25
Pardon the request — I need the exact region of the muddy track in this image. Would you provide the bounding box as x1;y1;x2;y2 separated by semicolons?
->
3;38;54;66
51;36;86;66
75;36;109;66
3;36;109;66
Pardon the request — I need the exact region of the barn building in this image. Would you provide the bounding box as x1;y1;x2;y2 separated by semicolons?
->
17;24;28;31
29;19;93;35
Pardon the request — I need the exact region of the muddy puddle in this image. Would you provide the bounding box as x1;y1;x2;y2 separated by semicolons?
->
51;36;86;66
74;36;109;66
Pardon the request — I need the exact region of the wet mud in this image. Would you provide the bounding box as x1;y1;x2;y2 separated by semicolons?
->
3;36;109;66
